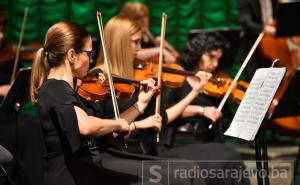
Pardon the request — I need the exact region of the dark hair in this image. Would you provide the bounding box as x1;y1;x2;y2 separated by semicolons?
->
30;22;90;103
180;32;227;70
0;11;6;25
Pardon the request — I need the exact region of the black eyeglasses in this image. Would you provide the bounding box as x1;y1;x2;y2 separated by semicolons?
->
78;50;95;61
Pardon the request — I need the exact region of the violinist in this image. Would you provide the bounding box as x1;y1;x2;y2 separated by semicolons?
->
93;14;210;154
90;15;249;185
32;21;171;185
119;1;178;63
178;32;225;142
32;21;208;185
0;11;15;98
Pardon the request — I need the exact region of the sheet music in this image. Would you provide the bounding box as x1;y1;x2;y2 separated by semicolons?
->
224;67;286;141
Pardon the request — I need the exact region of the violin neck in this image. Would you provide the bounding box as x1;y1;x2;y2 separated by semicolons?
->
162;67;195;76
112;76;140;86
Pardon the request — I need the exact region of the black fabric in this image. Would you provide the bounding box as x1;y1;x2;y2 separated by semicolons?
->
81;79;249;185
40;79;204;185
178;81;225;142
159;143;250;185
38;79;85;156
38;79;89;185
87;90;169;155
0;112;45;185
38;79;143;185
157;84;250;185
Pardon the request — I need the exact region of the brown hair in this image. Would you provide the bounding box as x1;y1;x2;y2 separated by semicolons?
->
96;15;141;79
30;22;90;103
120;1;149;18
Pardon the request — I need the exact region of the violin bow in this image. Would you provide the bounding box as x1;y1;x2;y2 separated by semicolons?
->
10;6;29;84
155;13;167;142
96;12;120;119
217;32;265;112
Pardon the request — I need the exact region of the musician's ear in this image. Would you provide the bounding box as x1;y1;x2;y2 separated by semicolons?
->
66;49;76;65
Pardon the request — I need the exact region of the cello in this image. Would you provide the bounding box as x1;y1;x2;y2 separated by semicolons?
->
258;34;300;133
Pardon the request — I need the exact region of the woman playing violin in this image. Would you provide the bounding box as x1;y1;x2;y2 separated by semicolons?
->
0;11;15;98
31;21;200;185
119;1;178;63
92;14;209;154
178;32;226;142
90;14;249;185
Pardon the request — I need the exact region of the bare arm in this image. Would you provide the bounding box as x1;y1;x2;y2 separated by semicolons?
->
120;78;158;123
166;90;199;123
181;105;202;118
181;105;221;122
136;47;176;63
74;106;129;137
0;85;11;96
166;71;212;123
131;114;162;132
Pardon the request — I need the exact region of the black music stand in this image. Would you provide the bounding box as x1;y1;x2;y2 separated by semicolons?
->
0;67;32;154
276;1;300;37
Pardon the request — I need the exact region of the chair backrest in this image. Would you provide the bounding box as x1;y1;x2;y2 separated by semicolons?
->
0;144;13;163
0;144;34;185
0;145;15;185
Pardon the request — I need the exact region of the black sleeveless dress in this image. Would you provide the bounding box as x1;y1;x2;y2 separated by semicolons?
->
38;79;205;185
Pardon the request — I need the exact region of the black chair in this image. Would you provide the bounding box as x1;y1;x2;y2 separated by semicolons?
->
0;144;14;185
0;144;34;185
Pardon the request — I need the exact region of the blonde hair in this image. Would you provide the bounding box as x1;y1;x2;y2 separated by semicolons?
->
30;22;90;103
120;1;149;19
96;15;141;79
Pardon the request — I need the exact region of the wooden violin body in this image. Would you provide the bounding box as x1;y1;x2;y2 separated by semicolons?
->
134;59;189;88
76;74;137;102
203;73;249;104
0;44;16;65
20;42;41;61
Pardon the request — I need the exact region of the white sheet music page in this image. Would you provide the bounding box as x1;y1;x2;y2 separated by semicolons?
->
224;67;286;141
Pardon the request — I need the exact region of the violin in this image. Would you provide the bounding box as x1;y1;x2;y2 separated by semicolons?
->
20;42;41;61
134;59;193;88
203;75;249;104
0;44;16;65
76;70;145;102
135;59;249;103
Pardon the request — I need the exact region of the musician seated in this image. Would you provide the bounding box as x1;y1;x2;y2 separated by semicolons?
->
177;32;228;142
119;1;178;63
0;11;14;100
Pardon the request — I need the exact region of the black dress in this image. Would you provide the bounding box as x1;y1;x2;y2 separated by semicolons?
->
87;86;250;185
157;83;250;185
177;81;229;142
38;79;205;185
38;79;136;185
